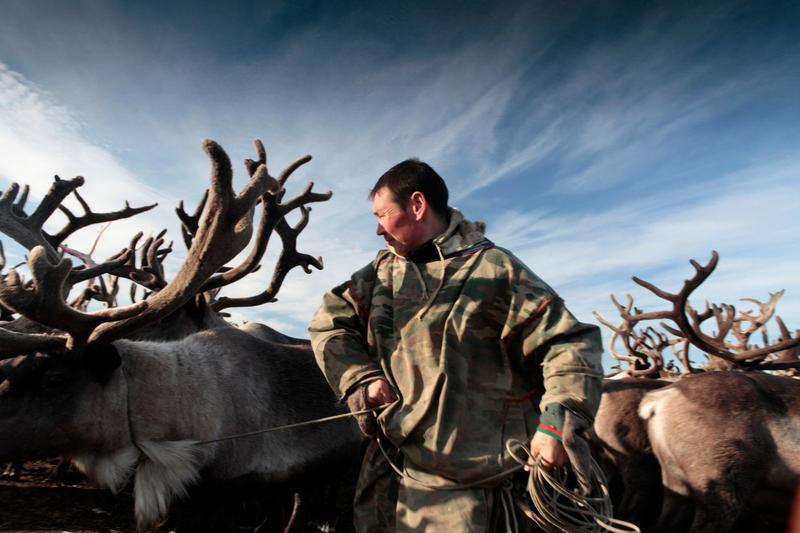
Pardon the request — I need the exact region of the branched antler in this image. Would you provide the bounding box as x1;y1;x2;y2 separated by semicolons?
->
87;139;285;345
0;176;156;262
101;231;173;291
595;251;800;374
198;139;331;306
593;295;678;377
0;138;331;356
0;246;148;348
631;251;800;369
176;190;208;251
69;275;120;311
48;189;157;249
728;291;783;352
0;327;66;358
0;177;83;260
212;210;324;311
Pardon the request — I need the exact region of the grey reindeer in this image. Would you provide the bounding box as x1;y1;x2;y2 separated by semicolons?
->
0;140;362;531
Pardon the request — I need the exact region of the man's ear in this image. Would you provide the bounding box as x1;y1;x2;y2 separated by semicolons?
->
409;191;427;220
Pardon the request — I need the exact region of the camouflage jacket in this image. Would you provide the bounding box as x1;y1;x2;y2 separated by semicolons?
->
309;209;603;485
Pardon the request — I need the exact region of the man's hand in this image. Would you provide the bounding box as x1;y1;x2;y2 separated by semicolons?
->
346;378;397;437
527;431;567;471
365;379;397;407
526;412;595;496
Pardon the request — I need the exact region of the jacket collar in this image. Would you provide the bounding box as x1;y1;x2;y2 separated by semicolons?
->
433;208;488;257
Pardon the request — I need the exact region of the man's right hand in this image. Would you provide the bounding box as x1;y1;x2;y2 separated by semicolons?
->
346;378;396;437
365;378;397;407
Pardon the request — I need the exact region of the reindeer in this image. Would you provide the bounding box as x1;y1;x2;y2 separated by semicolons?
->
0;139;363;532
631;253;800;532
593;252;800;532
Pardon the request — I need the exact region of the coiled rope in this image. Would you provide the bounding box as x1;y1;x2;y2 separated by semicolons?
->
505;439;640;533
376;436;639;533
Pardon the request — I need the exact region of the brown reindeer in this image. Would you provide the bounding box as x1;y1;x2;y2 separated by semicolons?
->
0;140;362;532
594;252;800;532
631;253;800;532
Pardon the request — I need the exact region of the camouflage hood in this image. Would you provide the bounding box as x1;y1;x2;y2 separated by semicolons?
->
382;208;489;260
432;208;488;257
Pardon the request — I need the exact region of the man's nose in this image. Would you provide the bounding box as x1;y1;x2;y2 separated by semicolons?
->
376;223;385;236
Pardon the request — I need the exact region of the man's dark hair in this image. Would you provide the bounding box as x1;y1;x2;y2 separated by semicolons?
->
370;159;449;218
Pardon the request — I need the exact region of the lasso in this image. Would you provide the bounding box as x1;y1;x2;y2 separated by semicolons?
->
505;439;640;533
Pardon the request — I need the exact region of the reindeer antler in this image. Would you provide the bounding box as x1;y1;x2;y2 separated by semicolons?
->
178;138;332;310
728;291;783;352
594;295;679;377
49;189;157;249
632;251;800;369
0;246;148;349
87;139;287;345
595;252;800;374
0;138;331;355
0;176;156;262
0;327;66;357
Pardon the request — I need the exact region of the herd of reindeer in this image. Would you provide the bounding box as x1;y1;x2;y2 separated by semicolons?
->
0;139;798;533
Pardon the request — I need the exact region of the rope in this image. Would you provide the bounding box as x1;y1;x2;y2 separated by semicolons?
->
192;407;380;446
505;439;640;533
498;480;520;533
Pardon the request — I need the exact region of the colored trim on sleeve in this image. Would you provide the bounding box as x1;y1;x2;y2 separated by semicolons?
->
536;423;563;441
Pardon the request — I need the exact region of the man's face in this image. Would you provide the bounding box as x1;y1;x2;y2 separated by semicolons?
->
372;187;425;256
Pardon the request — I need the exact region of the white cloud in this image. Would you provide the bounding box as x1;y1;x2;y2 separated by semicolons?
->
0;62;182;266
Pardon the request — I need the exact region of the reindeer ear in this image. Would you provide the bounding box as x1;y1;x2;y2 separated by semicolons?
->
82;344;121;385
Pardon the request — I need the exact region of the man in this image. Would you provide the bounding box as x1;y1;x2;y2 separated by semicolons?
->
309;160;603;532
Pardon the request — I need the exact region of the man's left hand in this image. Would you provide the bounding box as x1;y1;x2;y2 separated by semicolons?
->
527;431;567;471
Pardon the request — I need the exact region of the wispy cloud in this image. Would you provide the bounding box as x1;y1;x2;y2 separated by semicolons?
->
0;63;181;264
491;157;800;345
448;3;799;197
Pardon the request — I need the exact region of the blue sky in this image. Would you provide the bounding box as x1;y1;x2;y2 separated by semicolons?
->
1;1;798;369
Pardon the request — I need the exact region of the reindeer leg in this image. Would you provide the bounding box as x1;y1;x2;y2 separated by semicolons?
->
281;492;302;533
652;488;694;533
0;460;22;480
689;469;759;533
689;489;742;533
616;456;663;527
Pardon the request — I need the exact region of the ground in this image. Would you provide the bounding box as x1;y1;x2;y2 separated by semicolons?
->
0;459;355;533
0;459;142;533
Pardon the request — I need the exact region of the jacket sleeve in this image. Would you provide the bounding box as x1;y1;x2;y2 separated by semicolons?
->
308;262;384;400
500;258;604;428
